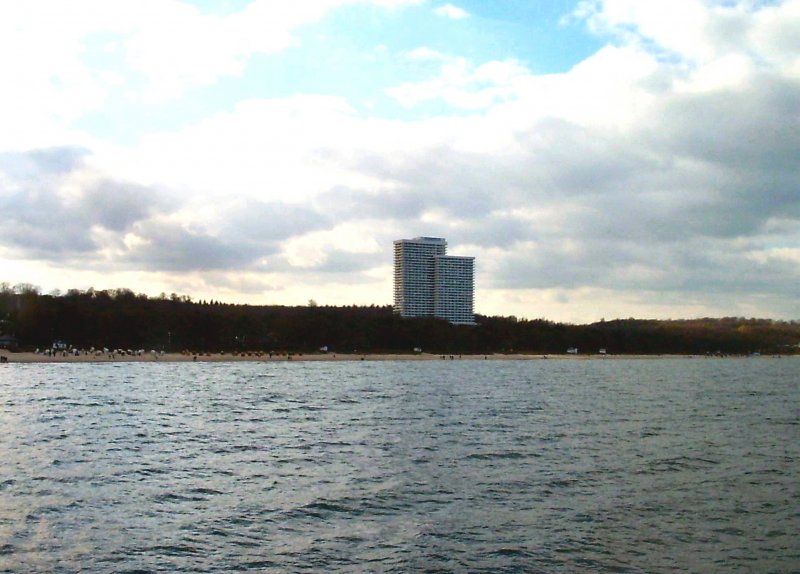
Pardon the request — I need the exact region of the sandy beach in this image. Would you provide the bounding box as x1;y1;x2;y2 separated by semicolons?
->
0;351;555;363
1;350;781;364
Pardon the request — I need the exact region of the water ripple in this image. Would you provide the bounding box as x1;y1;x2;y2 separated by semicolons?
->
0;359;798;572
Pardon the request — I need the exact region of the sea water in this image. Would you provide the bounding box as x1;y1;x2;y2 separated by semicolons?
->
0;358;798;573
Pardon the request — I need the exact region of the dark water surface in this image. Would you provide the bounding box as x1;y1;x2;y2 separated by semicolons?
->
1;358;798;573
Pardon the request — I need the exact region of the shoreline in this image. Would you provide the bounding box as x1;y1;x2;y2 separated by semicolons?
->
0;351;791;364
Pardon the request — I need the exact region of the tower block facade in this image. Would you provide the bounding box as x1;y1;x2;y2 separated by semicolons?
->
393;237;475;325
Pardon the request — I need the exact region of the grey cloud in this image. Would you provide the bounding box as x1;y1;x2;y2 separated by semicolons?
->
189;275;284;296
0;147;89;180
516;119;659;196
318;184;539;251
671;256;781;296
595;76;800;246
0;187;96;257
164;200;340;273
0;150;171;259
27;147;90;175
492;235;800;300
0;148;341;273
262;248;385;276
339;75;800;304
320;186;429;220
125;221;260;272
311;249;385;274
4;42;799;320
445;214;538;248
81;180;166;232
654;76;800;173
493;238;644;291
350;146;505;216
224;200;331;243
0;148;96;256
2;213;96;256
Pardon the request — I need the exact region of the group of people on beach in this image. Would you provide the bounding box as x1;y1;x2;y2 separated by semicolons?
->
33;346;166;359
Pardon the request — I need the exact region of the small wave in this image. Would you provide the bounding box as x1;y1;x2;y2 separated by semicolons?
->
285;499;359;520
714;526;745;536
152;492;194;503
492;547;533;557
214;444;263;454
239;559;279;569
638;456;719;474
189;486;224;496
545;477;580;489
466;451;527;460
130;466;169;477
304;500;356;514
149;543;201;556
296;405;326;412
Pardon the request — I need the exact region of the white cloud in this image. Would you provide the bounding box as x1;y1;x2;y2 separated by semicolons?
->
2;0;799;320
434;3;470;20
577;0;713;59
91;95;386;204
576;0;800;75
123;0;358;102
0;0;426;141
404;47;450;61
281;224;383;269
387;54;531;109
388;44;661;134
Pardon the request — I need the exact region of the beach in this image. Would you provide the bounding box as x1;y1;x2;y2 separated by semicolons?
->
1;350;781;363
0;351;548;363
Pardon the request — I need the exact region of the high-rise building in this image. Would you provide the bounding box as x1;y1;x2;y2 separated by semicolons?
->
393;236;475;325
393;237;446;318
433;255;475;325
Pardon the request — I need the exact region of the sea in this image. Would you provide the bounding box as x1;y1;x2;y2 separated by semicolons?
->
0;358;798;573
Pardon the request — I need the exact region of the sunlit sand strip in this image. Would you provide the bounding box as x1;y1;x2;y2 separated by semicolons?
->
1;351;783;363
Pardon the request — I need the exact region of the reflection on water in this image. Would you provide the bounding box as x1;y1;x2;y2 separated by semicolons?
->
0;359;798;572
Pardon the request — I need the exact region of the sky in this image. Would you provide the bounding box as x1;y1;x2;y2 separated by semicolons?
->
0;0;798;323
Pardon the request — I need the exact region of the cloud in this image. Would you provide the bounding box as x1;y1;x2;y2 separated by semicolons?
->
0;0;426;137
149;0;422;97
654;76;800;174
434;4;470;20
122;0;362;102
81;180;167;232
94;96;368;201
124;220;260;272
404;47;450;62
1;0;799;320
304;249;386;274
223;201;333;244
0;148;167;258
387;54;531;109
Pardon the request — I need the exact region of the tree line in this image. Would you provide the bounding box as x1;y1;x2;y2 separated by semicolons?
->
1;284;798;355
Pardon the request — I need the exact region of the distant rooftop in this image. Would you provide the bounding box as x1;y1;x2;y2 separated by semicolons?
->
410;236;446;243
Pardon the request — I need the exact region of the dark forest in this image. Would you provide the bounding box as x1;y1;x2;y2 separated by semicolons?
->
1;284;798;355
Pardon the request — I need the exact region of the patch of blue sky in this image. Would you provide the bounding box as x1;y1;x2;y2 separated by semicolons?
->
321;1;602;74
73;90;232;146
190;0;252;16
81;31;126;71
74;1;604;141
229;1;602;116
451;0;602;72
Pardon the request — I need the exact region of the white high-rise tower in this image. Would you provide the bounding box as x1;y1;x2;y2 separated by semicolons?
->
393;236;475;325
